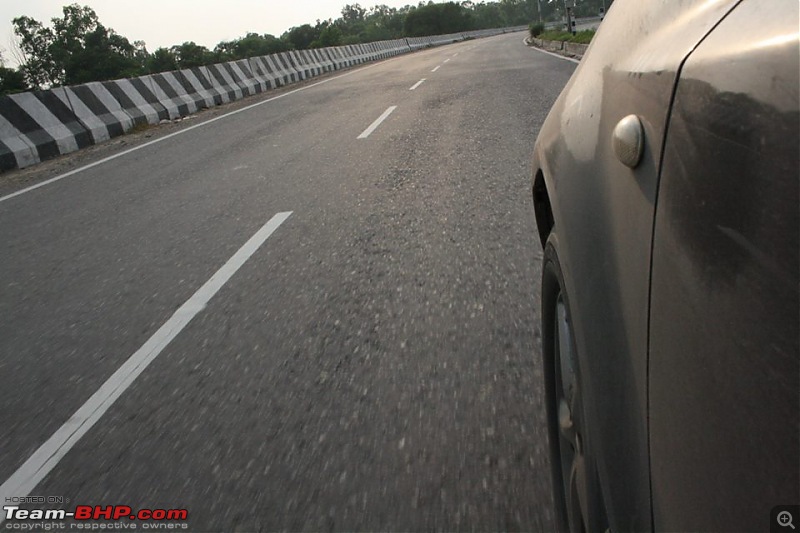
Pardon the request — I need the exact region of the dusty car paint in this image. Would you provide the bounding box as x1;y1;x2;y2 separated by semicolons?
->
649;0;799;530
531;0;747;529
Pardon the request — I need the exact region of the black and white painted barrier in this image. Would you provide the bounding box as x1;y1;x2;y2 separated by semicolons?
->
0;26;525;172
528;37;589;59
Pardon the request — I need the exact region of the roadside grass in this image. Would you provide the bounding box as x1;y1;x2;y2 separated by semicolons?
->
539;29;595;44
127;121;151;135
529;22;545;37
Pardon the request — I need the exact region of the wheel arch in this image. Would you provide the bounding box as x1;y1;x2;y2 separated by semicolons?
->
532;169;554;248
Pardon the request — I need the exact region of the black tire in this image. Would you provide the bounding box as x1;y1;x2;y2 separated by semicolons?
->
541;239;607;533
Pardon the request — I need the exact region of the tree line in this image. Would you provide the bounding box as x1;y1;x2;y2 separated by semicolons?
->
0;0;611;94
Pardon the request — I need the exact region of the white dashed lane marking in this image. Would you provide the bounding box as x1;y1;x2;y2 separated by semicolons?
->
357;106;398;139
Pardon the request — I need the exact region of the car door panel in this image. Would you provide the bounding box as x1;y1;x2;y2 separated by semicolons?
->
649;1;799;530
531;1;741;529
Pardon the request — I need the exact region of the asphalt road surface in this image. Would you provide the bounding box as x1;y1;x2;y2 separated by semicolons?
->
0;33;576;531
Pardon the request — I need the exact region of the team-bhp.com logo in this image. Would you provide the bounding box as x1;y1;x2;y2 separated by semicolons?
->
4;505;187;522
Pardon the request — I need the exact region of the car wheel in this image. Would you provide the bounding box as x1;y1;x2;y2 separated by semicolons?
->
542;240;607;533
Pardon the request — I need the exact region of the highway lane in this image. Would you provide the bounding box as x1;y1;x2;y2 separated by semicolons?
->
0;34;576;530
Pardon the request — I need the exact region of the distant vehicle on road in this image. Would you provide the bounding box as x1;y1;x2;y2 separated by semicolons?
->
530;0;799;530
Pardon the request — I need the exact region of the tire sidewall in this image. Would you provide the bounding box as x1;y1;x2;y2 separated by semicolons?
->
541;238;607;533
541;239;572;532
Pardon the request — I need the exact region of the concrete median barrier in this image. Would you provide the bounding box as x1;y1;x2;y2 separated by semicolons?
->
56;83;135;144
0;26;527;172
0;90;92;170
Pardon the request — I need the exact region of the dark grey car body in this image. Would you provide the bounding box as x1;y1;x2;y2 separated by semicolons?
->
531;0;799;530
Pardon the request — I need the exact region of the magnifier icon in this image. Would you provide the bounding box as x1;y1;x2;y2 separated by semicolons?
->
778;511;796;529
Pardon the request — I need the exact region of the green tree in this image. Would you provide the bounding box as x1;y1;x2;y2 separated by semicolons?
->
497;0;533;26
403;2;473;37
171;41;214;68
12;16;58;88
313;25;343;47
12;4;144;88
63;25;143;84
361;5;404;40
471;2;503;29
282;24;320;50
146;47;178;73
227;33;287;59
537;0;613;22
0;48;28;94
338;4;368;41
341;4;368;23
0;67;28;94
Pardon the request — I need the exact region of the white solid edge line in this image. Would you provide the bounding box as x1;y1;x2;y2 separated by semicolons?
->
431;65;441;72
357;106;397;139
531;46;580;64
0;49;409;205
409;79;426;91
523;36;580;64
0;211;292;524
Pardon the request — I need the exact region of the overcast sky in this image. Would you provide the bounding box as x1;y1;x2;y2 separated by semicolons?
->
0;0;419;65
